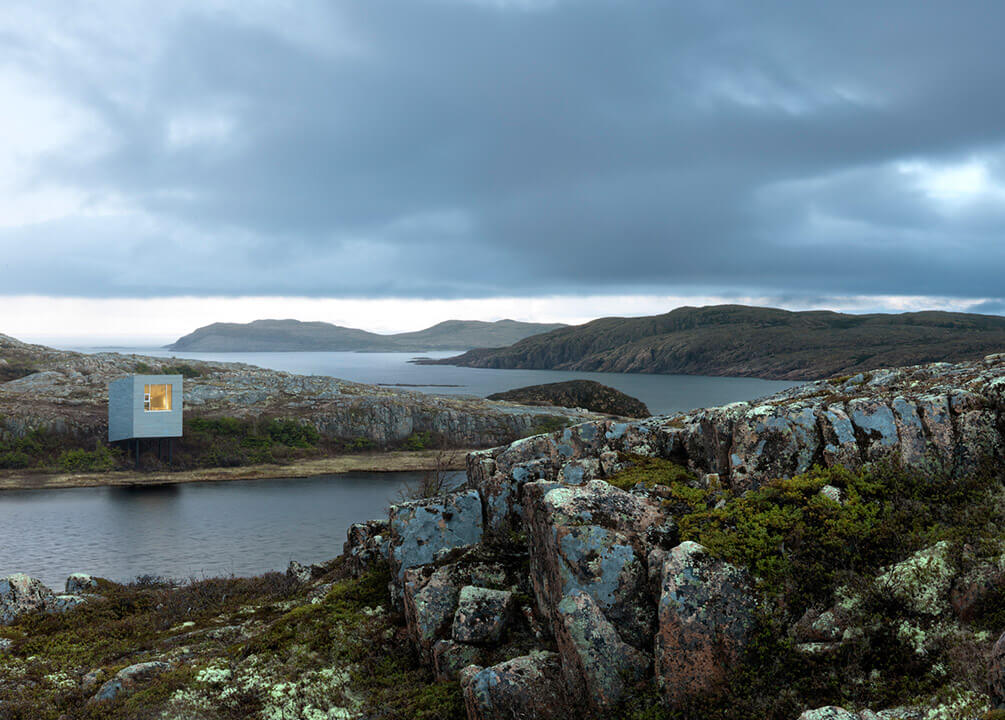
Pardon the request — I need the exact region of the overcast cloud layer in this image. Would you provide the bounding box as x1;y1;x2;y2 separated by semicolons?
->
2;0;1005;308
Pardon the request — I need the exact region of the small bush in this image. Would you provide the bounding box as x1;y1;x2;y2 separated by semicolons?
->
58;445;119;473
265;418;319;448
526;415;573;436
402;431;433;451
347;437;376;451
0;450;31;469
161;363;202;379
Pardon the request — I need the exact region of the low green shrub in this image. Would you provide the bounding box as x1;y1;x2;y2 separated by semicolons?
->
0;450;31;469
57;445;119;473
402;431;434;451
265;418;319;448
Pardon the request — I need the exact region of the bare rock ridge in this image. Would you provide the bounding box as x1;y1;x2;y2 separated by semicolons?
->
343;352;1005;718
0;333;598;450
487;379;650;418
423;304;1005;380
167;318;567;352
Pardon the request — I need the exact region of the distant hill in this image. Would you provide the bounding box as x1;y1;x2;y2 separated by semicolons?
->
488;380;650;418
167;318;567;352
421;305;1005;380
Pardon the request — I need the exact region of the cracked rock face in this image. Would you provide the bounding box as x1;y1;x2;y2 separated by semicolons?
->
387;489;484;600
452;586;513;645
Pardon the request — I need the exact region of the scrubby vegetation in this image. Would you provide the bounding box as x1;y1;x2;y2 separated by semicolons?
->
610;457;1005;719
0;563;463;720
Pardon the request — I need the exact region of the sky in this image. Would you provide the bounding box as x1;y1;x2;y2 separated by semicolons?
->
2;0;1005;343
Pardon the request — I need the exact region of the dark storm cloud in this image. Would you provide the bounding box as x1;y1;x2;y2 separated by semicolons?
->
3;0;1005;299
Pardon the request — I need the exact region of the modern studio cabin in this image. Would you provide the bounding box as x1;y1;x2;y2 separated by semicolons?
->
108;375;183;463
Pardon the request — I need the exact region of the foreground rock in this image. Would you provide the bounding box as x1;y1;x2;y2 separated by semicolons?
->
461;652;574;720
1;573;54;624
655;541;755;704
488;379;651;418
92;661;172;702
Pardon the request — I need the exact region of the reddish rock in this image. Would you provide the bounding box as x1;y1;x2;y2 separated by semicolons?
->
989;630;1005;708
655;541;756;705
461;652;575;720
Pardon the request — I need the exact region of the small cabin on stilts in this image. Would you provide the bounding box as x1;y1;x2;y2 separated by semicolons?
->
108;375;183;467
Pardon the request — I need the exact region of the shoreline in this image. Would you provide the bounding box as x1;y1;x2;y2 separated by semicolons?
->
0;449;473;491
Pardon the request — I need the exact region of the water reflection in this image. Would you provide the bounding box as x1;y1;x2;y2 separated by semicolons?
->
0;471;460;590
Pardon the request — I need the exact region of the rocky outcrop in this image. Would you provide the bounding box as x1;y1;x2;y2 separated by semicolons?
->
343;519;390;578
488;380;650;418
991;631;1005;709
373;354;1005;719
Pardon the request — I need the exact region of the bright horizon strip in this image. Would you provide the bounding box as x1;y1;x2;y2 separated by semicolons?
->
0;293;996;347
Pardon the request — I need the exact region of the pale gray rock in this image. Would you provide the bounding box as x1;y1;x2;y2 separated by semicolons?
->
92;661;172;702
1;573;54;625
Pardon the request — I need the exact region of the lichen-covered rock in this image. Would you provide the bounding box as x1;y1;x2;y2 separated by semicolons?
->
48;594;89;613
875;541;954;616
65;573;98;594
0;573;54;625
797;708;860;720
729;402;819;490
343;519;390;578
523;480;667;649
655;541;756;705
555;589;649;711
990;630;1005;708
432;639;484;681
286;560;313;584
403;565;464;657
91;661;172;702
452;586;513;645
388;489;483;599
461;651;575;720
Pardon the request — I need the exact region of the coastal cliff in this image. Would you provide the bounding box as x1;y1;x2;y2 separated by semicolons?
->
2;354;1005;719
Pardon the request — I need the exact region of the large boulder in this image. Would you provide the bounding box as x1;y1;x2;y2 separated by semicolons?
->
91;661;172;703
387;489;483;600
1;573;54;625
555;589;649;711
655;541;756;705
522;480;669;649
461;651;576;720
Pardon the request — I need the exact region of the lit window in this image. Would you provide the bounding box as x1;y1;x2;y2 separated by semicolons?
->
144;384;172;412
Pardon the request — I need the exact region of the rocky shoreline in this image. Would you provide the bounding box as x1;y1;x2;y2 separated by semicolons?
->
3;353;1005;718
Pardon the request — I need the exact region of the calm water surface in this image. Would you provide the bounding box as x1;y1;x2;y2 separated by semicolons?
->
0;471;461;591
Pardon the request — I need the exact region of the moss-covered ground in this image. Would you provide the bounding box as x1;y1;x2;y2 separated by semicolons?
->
0;562;463;720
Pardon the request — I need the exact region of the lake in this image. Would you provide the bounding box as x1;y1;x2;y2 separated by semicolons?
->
0;471;463;591
77;348;800;418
